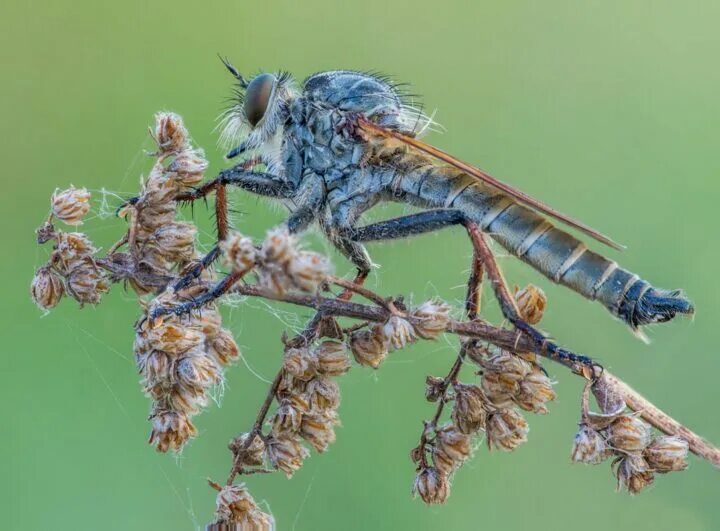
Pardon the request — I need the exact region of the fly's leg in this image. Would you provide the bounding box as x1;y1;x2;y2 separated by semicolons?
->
348;208;599;373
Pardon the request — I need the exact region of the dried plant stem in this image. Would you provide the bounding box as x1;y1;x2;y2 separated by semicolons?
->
225;283;720;468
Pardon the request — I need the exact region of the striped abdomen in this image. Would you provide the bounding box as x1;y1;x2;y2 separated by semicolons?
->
392;164;693;329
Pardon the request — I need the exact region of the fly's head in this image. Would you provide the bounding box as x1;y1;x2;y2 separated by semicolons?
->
217;58;298;156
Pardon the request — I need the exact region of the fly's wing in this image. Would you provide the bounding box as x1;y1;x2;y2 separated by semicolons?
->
358;118;624;251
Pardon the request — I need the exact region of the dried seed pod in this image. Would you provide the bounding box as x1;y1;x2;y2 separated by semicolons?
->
229;432;266;467
348;329;388;368
148;221;197;262
136;350;174;390
413;467;450;505
433;423;473;474
299;409;339;452
265;435;310;478
208;328;240;366
261;226;296;265
486;408;529;452
411;299;451;339
136;322;204;356
287;251;332;292
306;377;341;411
55;232;96;271
155;112;189;153
65;262;109;305
148;409;197;453
271;395;309;435
176;348;221;391
167;149;208;187
606;415;652;453
31;266;65;310
51;186;91;226
257;264;293;296
615;454;655;494
283;347;317;381
381;316;416;350
452;383;487;435
644;436;689;473
213;483;257;523
220;232;257;272
514;366;556;414
515;284;547;324
571;425;611;465
314;341;351;376
425;376;445;403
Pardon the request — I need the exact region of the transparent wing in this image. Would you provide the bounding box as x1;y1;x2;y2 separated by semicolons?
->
358;118;624;251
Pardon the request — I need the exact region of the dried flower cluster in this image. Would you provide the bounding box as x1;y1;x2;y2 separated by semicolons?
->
570;376;689;494
31;111;714;528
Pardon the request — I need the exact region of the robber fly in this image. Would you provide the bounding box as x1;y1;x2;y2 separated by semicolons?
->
182;59;692;335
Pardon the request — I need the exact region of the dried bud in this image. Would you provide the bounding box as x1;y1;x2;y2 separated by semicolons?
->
348;329;388;368
413;467;449;505
55;232;96;270
148;409;197;452
487;408;529;452
261;226;296;265
425;376;445;402
167;149;208;187
148;222;197;262
452;383;487;434
283;347;317;381
306;377;341;411
230;432;266;467
644;436;689;473
66;262;109;305
155;112;188;153
513;366;556;414
515;284;547;324
136;322;204;356
208;328;240;366
433;423;473;474
571;425;611;464
381;316;416;350
213;483;258;523
31;266;65;310
615;454;655;494
265;435;310;478
314;341;351;376
271;395;309;435
257;265;293;296
300;410;339;452
480;351;531;406
51;186;91;225
606;415;652;453
221;232;257;272
411;299;451;339
287;251;332;292
176;348;221;391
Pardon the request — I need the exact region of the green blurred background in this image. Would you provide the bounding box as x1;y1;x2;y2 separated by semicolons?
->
2;0;719;529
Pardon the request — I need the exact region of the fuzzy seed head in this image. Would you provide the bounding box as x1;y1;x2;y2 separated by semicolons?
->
136;322;204;356
230;432;266;467
452;383;487;435
515;284;547;324
213;484;275;529
287;251;332;293
167;149;208;187
208;328;241;366
425;376;445;403
615;454;655;494
644;436;689;473
283;347;317;381
513;366;556;414
51;186;91;226
411;299;451;339
31;266;65;310
55;232;96;271
381;316;416;350
265;435;310;478
487;408;529;452
221;232;257;272
148;409;197;452
176;348;222;391
261;226;296;265
155;112;189;153
148;222;197;263
271;395;309;435
348;329;388;368
433;423;473;474
306;377;341;411
413;467;449;505
606;415;653;453
571;425;611;464
66;262;109;305
299;409;339;453
314;341;351;376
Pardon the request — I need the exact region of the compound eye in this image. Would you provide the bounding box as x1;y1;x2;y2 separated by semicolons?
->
243;73;276;127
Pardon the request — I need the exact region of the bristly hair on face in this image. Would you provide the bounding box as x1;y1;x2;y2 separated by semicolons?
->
216;69;297;151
